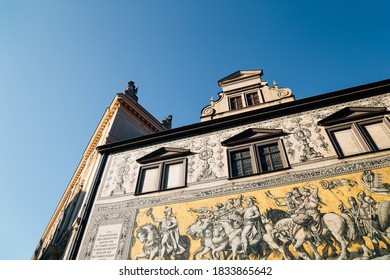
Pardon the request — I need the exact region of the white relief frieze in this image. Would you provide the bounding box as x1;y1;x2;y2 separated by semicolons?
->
100;153;134;198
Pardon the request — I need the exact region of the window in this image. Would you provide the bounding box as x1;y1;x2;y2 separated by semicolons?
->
227;140;288;178
136;159;186;194
257;143;284;172
318;107;390;158
361;121;390;150
229;96;243;110
222;128;289;179
138;166;160;193
162;161;185;189
135;147;190;194
230;149;254;177
246;92;260;106
330;128;365;156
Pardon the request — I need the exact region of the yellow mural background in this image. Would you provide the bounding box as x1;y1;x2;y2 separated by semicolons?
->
131;167;390;259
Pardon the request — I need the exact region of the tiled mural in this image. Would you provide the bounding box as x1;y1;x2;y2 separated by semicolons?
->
130;167;390;260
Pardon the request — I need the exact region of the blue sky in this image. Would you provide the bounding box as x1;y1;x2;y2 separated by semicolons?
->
0;0;389;259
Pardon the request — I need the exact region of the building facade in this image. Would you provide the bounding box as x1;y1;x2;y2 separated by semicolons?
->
34;70;390;260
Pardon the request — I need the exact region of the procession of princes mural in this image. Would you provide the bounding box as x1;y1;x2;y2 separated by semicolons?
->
132;169;390;260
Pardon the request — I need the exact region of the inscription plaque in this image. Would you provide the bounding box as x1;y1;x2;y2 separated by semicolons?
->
90;224;122;260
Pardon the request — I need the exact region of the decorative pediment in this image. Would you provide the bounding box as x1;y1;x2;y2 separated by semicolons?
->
136;147;192;164
318;107;388;126
221;128;285;146
217;70;263;87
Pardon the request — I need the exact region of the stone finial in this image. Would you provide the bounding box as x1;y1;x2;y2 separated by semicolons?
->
161;115;173;129
124;81;138;101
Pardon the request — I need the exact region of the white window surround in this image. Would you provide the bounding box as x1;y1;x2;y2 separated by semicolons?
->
135;147;190;195
136;158;187;195
326;116;390;158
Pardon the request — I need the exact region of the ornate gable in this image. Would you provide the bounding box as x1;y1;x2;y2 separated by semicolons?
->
201;70;294;122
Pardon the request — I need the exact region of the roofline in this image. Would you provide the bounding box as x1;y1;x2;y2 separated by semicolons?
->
97;78;390;154
217;69;263;86
33;93;166;258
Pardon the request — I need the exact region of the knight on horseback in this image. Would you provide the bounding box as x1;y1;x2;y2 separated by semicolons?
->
293;185;322;246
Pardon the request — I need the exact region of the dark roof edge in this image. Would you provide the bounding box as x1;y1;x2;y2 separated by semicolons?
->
97;78;390;154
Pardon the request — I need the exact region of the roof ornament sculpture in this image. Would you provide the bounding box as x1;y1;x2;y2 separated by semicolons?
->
161;115;173;129
124;81;138;101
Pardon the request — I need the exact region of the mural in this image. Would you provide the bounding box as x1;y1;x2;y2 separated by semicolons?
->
131;168;390;260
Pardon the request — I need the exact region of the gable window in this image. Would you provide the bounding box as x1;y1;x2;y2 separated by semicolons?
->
318;107;390;158
136;148;190;194
246;92;260;106
222;128;290;179
229;96;243;110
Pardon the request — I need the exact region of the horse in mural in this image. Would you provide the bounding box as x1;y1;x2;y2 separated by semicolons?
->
186;217;231;260
186;216;269;260
214;219;268;260
187;215;271;260
134;224;161;260
134;223;191;260
260;209;296;260
261;208;375;260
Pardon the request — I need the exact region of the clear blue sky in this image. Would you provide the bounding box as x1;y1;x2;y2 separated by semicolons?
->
0;0;389;260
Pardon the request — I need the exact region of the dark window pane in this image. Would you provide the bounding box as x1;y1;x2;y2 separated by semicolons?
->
231;158;242;177
258;144;283;172
241;149;250;158
230;149;252;177
246;93;260;106
271;153;283;169
242;158;253;175
269;144;279;152
230;96;243;110
260;154;272;171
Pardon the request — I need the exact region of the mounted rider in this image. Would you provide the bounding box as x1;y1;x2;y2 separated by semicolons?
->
225;198;243;229
293;185;323;245
150;207;186;258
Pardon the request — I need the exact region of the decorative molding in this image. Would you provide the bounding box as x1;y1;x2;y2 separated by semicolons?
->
78;209;136;260
95;154;390;210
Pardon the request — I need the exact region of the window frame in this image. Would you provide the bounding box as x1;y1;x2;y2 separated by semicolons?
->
326;116;390;158
229;95;244;110
228;147;256;177
245;92;260;106
227;138;289;179
135;158;187;195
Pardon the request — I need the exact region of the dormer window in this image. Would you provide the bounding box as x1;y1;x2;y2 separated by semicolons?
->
222;128;290;179
246;92;260;106
318;107;390;158
135;147;191;194
229;96;243;110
